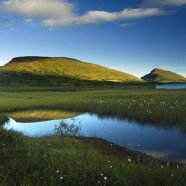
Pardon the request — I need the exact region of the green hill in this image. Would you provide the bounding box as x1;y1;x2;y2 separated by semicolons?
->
142;68;186;83
0;56;141;86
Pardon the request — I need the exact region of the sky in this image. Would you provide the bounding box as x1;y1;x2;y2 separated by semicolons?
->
0;0;186;77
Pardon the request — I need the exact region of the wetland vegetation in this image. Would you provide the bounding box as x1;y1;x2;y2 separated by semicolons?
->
0;86;186;186
1;88;185;128
1;121;186;186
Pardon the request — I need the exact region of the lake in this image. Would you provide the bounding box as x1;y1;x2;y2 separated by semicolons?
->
4;113;186;164
156;83;186;89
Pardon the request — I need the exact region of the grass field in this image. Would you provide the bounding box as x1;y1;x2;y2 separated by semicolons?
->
1;124;186;186
1;87;186;185
0;88;185;128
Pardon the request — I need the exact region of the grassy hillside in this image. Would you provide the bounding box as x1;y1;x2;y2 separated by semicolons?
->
142;68;186;83
0;56;141;86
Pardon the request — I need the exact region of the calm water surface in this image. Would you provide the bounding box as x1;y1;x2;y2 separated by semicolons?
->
156;83;186;89
4;113;186;163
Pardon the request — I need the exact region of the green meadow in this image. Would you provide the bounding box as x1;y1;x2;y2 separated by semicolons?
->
0;86;186;186
1;124;186;186
0;88;185;128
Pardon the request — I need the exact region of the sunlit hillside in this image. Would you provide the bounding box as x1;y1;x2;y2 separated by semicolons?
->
0;56;141;86
142;68;186;83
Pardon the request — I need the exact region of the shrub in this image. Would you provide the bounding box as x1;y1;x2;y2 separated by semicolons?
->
53;121;81;137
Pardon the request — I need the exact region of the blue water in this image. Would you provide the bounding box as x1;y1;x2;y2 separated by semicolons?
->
4;113;186;163
156;83;186;89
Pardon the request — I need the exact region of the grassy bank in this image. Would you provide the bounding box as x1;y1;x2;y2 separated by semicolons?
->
0;114;9;125
1;126;186;186
0;89;185;128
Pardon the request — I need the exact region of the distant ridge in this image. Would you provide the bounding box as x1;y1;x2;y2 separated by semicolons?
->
0;56;141;86
142;68;186;83
9;56;50;63
8;56;80;64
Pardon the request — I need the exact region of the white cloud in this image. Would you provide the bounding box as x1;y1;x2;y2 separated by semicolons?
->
71;8;164;25
1;0;74;17
1;0;75;25
0;0;165;27
143;0;186;7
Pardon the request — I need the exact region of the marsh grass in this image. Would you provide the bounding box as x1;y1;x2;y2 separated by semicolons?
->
1;126;186;186
0;89;185;128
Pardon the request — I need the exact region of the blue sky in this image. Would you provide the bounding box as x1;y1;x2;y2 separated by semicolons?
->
0;0;186;77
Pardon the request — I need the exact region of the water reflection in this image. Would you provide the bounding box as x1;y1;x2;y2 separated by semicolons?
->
4;113;186;163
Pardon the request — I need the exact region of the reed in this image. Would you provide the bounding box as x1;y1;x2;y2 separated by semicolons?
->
0;89;185;127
